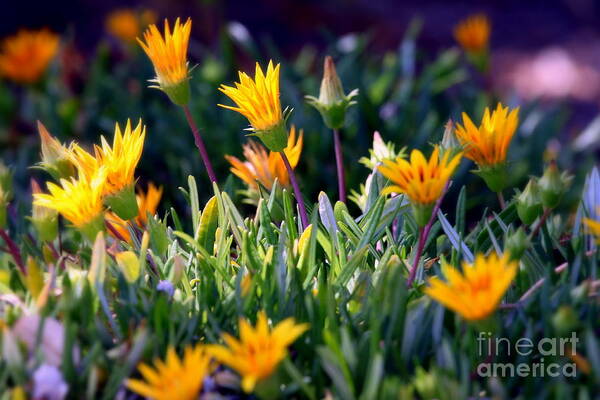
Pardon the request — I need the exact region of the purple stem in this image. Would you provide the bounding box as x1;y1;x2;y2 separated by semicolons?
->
182;106;218;183
332;129;346;203
105;220;128;244
0;228;25;274
280;151;309;230
406;185;449;287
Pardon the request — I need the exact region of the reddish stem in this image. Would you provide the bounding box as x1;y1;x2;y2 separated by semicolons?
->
182;106;218;183
280;151;309;230
332;129;346;203
406;185;449;287
0;228;25;274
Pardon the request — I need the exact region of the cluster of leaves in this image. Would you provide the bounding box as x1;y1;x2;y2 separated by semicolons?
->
1;161;599;398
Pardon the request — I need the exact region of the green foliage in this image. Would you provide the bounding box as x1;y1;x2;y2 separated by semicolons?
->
0;18;599;400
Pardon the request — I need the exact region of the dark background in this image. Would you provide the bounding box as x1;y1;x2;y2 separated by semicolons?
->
5;0;600;53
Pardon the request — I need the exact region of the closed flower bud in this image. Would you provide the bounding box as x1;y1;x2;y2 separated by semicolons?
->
37;122;76;180
440;119;462;157
505;227;529;260
552;306;579;337
305;56;359;130
31;180;58;242
538;162;572;209
148;214;169;256
516;179;543;225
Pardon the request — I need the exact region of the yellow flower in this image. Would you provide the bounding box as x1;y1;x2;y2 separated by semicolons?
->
106;9;157;43
454;14;490;53
425;252;518;321
70;119;145;197
455;103;519;167
33;168;106;240
219;61;289;151
126;345;213;400
138;18;191;104
208;311;309;393
106;183;163;242
0;29;59;84
219;61;282;131
378;146;462;206
225;125;303;190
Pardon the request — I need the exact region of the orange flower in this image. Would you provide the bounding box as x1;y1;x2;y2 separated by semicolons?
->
0;29;59;84
454;14;490;53
225;125;303;190
106;8;157;43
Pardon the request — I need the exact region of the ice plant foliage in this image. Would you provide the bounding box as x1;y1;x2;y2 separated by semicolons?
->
453;14;490;54
219;61;288;152
126;345;213;400
225;125;303;190
138;18;192;105
425;252;518;321
0;29;59;84
208;311;309;393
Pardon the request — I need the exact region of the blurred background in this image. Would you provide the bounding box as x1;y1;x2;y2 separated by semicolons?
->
2;0;600;221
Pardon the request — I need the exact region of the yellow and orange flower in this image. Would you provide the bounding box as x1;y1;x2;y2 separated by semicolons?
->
219;61;289;152
106;9;157;43
455;103;519;168
207;311;309;393
70;119;146;197
0;29;59;84
454;14;490;54
378;146;462;206
126;345;213;400
138;17;191;104
225;125;303;190
106;183;163;242
425;252;518;321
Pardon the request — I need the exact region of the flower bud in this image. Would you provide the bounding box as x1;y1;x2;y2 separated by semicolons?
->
440;119;463;159
516;179;543;225
115;250;140;283
147;214;169;256
505;227;529;261
104;183;139;220
538;162;572;209
31;180;58;242
552;306;579;337
37;122;76;180
305;56;359;130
